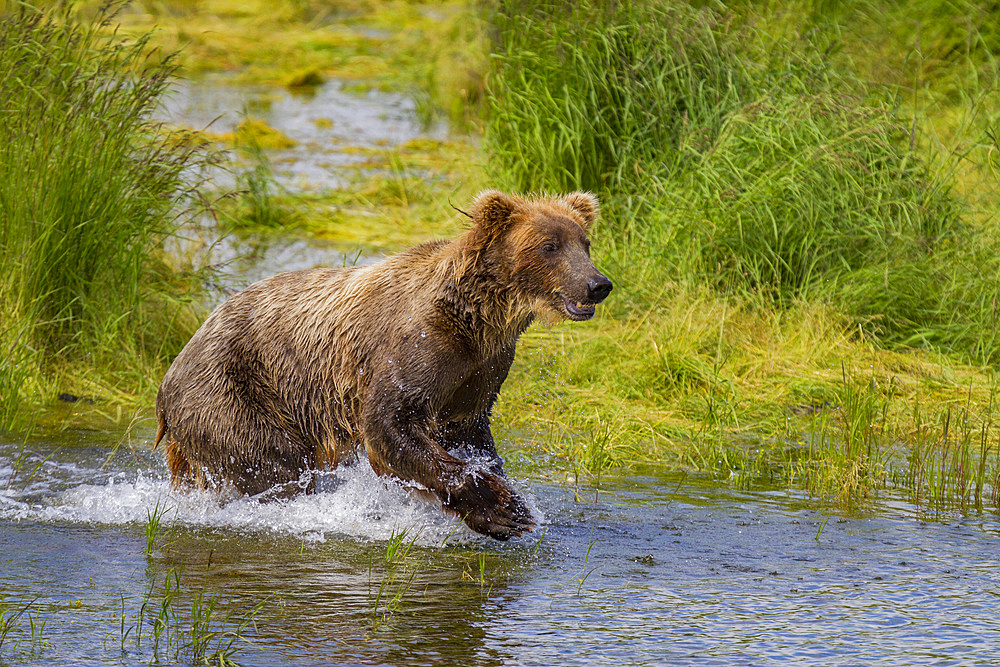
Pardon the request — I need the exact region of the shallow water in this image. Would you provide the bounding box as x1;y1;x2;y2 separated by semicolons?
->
159;76;429;298
160;77;448;191
2;428;1000;666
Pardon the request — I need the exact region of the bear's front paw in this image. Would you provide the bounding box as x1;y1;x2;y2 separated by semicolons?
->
448;470;535;541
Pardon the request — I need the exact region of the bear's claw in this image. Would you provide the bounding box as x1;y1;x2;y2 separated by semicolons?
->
447;469;536;540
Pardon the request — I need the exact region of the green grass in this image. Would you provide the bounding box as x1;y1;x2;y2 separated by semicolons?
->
0;2;215;430
483;0;1000;504
486;0;986;323
226;123;300;230
0;597;30;654
132;567;264;665
367;528;419;631
485;1;749;193
144;500;179;556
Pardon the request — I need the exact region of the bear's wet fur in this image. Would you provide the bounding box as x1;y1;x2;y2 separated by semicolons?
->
155;190;612;539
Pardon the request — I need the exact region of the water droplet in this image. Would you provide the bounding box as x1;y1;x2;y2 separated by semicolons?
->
420;331;426;338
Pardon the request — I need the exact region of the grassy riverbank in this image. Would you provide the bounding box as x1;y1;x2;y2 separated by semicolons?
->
486;0;1000;503
4;0;1000;508
0;3;216;432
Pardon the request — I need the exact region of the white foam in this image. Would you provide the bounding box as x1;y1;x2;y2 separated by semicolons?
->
0;434;548;546
2;463;492;545
2;456;555;546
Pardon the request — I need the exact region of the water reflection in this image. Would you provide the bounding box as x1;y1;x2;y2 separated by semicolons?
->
135;530;519;666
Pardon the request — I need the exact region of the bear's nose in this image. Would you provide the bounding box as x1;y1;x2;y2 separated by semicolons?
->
587;275;613;303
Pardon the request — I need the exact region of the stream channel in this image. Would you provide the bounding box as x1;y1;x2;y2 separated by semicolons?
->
2;79;999;666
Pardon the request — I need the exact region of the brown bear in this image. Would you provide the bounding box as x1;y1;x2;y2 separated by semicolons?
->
154;190;613;540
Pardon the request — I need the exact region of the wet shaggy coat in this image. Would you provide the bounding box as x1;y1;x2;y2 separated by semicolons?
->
155;190;611;539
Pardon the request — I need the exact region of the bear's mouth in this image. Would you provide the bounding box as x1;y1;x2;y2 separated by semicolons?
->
559;294;596;321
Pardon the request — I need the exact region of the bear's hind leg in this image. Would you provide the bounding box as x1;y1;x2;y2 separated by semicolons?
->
226;418;317;497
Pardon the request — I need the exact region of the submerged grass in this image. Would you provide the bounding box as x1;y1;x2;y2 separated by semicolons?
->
225;120;301;230
137;568;264;666
244;138;478;251
0;597;30;654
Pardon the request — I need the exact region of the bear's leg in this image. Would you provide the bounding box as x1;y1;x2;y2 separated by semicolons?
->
363;400;534;540
226;423;316;496
160;413;315;496
441;415;504;475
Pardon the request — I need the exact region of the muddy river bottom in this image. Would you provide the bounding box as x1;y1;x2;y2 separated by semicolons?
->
1;428;998;666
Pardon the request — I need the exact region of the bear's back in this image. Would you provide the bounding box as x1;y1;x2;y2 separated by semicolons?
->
158;243;452;428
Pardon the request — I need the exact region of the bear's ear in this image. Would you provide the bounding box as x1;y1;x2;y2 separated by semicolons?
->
561;191;600;230
469;189;518;238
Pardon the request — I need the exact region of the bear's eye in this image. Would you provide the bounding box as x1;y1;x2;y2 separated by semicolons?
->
542;241;558;254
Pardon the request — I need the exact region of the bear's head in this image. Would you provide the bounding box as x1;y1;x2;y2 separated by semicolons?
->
468;190;613;322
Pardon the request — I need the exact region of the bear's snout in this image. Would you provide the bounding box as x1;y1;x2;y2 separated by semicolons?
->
587;275;613;304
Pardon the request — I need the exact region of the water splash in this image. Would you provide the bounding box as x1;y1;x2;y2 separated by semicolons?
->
0;438;539;547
